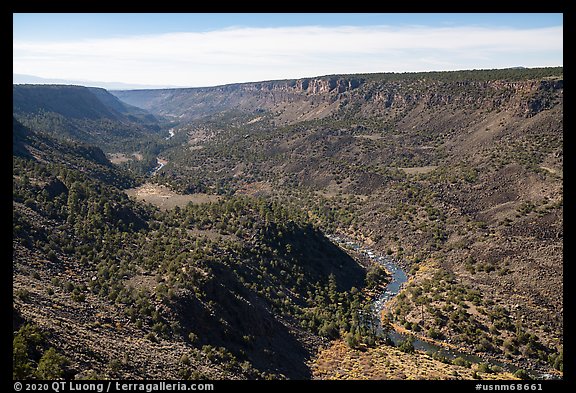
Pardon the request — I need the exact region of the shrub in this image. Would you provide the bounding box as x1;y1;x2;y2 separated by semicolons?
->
47;250;58;262
16;289;31;302
188;332;198;343
180;354;190;365
145;332;158;343
477;363;492;373
108;359;122;372
452;357;471;368
548;349;563;371
319;321;338;339
398;336;415;353
178;367;191;379
427;327;441;339
513;369;531;380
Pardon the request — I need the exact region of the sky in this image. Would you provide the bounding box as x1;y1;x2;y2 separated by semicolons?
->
13;13;563;89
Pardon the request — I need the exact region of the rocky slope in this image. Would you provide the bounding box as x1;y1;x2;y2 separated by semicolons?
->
13;120;374;379
13;85;161;151
112;67;562;375
13;67;563;380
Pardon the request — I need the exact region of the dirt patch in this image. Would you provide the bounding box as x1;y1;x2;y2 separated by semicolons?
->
108;152;144;164
236;182;274;197
245;116;264;125
125;183;221;210
397;166;438;175
125;274;158;291
108;153;132;164
540;166;560;176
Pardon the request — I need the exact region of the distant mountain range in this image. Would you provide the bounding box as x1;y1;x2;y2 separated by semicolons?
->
13;73;182;90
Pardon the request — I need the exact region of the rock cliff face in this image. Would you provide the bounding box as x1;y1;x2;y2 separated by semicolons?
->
112;70;562;123
349;79;563;118
111;76;364;122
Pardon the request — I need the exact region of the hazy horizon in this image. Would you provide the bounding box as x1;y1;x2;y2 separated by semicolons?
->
13;13;562;88
13;64;562;91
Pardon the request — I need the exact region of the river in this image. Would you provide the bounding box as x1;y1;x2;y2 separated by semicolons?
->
149;158;166;176
327;234;559;380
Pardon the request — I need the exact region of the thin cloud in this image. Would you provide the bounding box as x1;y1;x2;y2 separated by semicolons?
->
13;25;563;87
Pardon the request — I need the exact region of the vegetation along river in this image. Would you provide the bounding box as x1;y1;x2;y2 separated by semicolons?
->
327;234;559;380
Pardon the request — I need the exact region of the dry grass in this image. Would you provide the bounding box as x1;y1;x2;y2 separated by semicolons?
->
108;152;144;164
108;153;132;164
311;340;518;380
125;183;221;210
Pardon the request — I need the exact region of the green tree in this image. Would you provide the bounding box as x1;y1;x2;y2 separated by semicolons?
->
13;324;43;379
13;334;34;379
345;332;359;348
327;273;337;303
35;348;67;379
